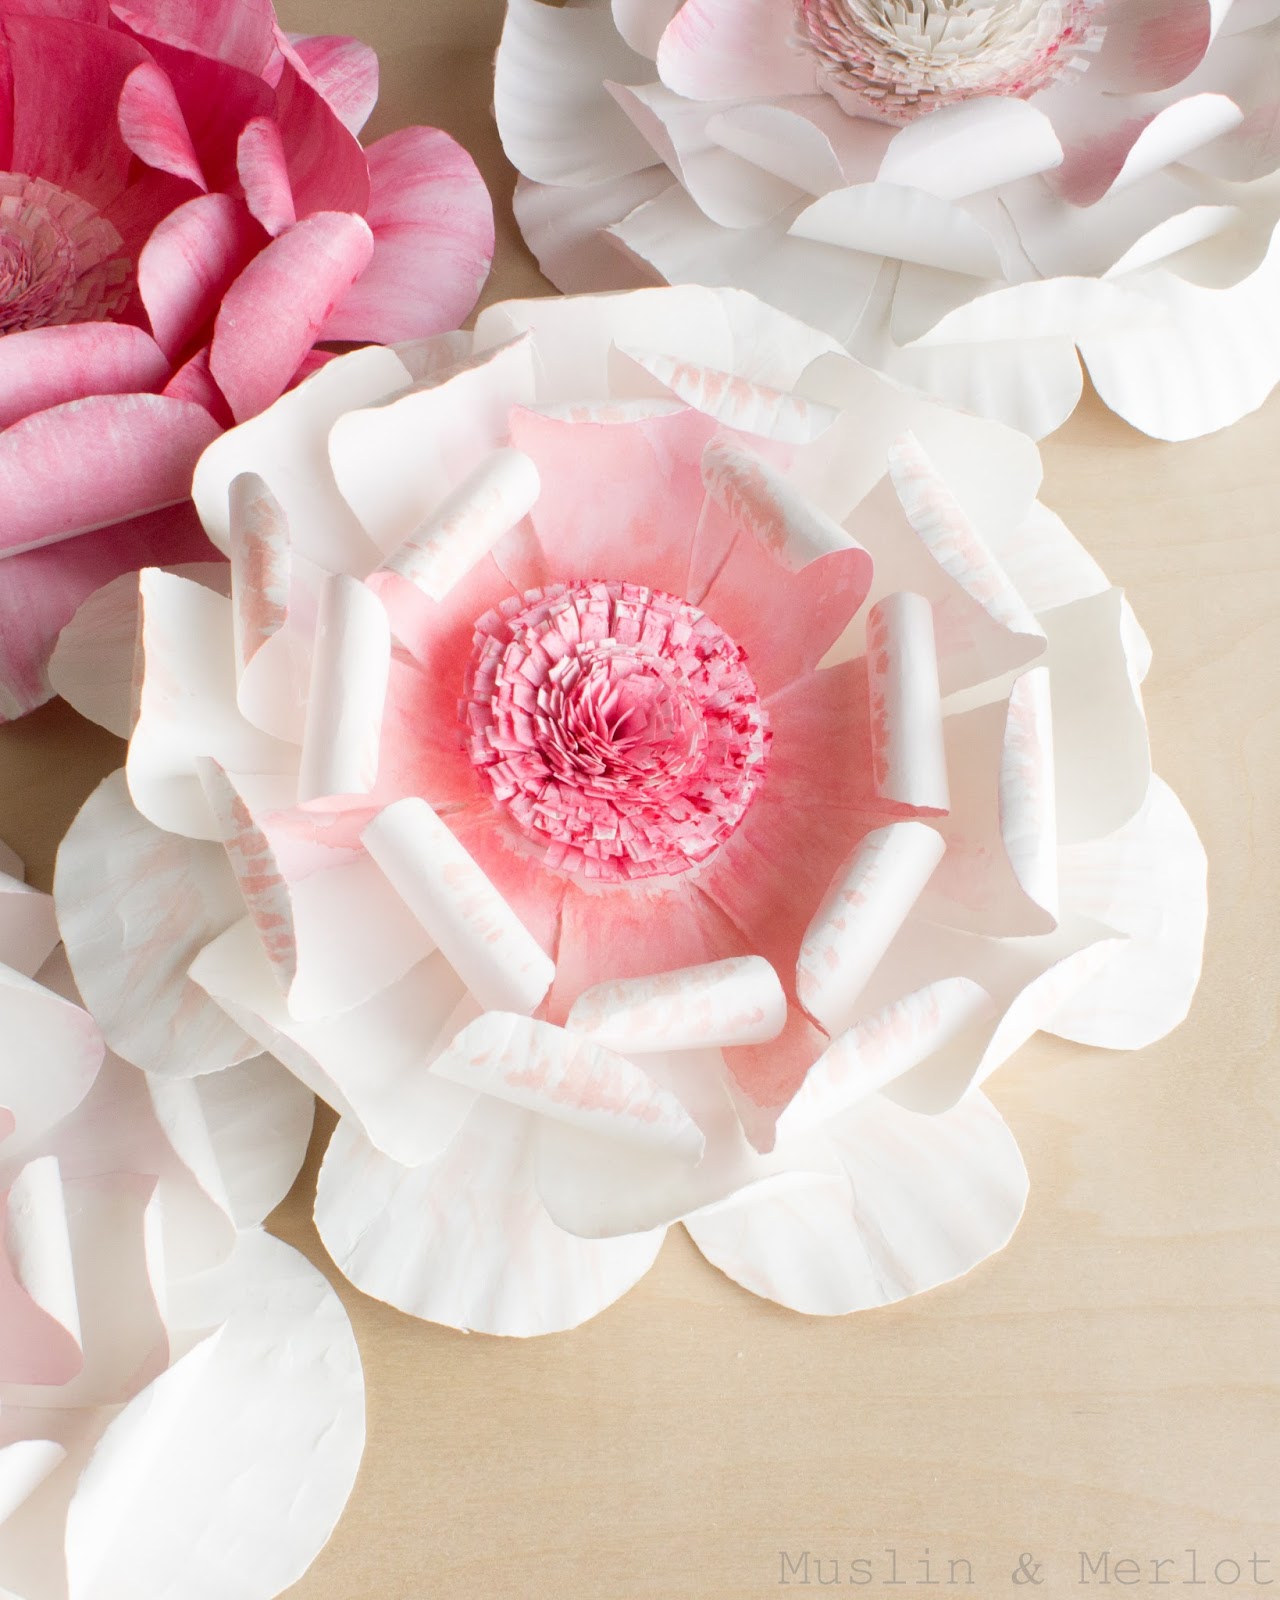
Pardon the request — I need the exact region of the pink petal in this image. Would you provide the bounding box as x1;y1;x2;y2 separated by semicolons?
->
209;210;374;423
0;323;169;431
271;61;370;220
318;126;494;344
137;191;266;362
117;57;206;189
162;345;234;428
108;0;277;76
236;114;295;236
284;32;378;135
0;393;221;557
0;500;217;721
1092;0;1218;92
508;406;718;601
5;12;148;207
656;0;819;101
101;164;202;262
130;34;274;195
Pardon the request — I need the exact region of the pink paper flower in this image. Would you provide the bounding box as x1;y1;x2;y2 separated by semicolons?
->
0;0;494;721
53;287;1206;1334
0;841;363;1598
496;0;1280;441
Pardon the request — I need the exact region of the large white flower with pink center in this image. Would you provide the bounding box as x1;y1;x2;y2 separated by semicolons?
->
0;844;363;1598
496;0;1280;441
52;287;1206;1336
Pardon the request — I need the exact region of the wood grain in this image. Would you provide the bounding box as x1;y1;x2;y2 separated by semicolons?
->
0;2;1275;1594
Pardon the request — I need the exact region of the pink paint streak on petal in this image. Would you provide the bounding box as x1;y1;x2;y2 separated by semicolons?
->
271;62;370;219
117;58;206;190
284;33;378;136
109;0;278;76
0;323;169;431
209;210;374;423
5;13;148;207
0;394;221;557
0;501;218;721
318;126;494;344
656;0;819;101
865;591;948;814
236;115;296;236
138;192;266;363
1092;0;1218;92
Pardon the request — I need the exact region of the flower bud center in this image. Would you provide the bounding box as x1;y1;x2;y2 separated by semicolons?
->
462;580;770;882
796;0;1103;123
0;172;131;334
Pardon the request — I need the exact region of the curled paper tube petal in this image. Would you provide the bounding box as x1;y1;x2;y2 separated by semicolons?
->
298;575;391;803
701;438;872;573
615;346;839;443
362;799;555;1015
381;448;542;602
566;956;788;1053
797;821;947;1040
432;1013;705;1154
866;591;948;813
779;977;998;1138
228;473;290;677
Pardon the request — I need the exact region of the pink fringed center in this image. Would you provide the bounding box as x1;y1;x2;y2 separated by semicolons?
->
796;0;1104;124
0;173;132;334
463;580;771;882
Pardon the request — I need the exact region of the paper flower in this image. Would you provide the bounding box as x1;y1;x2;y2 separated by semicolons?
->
0;842;363;1597
496;0;1280;441
52;286;1207;1335
0;0;494;722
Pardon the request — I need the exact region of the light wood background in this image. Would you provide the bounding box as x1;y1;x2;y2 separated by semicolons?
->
0;2;1276;1594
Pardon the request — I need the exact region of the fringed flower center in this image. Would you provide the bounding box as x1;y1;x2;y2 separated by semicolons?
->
796;0;1104;123
463;580;771;882
0;173;132;335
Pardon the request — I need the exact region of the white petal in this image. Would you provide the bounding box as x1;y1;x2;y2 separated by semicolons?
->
513;168;671;293
64;1230;363;1600
793;184;1004;278
0;965;101;1148
878;98;1063;200
54;772;254;1080
686;1090;1026;1315
567;956;787;1052
316;1107;665;1336
1048;776;1208;1050
866;590;948;812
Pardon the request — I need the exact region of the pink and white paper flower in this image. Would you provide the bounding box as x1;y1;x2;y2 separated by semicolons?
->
0;0;494;721
496;0;1280;441
52;286;1207;1335
0;842;363;1598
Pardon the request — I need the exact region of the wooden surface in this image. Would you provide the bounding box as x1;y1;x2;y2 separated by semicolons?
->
1;2;1277;1594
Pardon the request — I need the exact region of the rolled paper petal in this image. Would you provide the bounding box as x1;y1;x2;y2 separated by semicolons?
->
566;956;788;1053
297;575;390;803
779;977;997;1136
227;472;289;677
116;58;206;190
865;591;948;814
363;798;555;1015
0;395;222;558
685;1088;1027;1315
382;448;541;604
616;346;838;443
209;211;375;424
432;1013;704;1155
315;1104;666;1337
797;821;947;1039
235;116;296;237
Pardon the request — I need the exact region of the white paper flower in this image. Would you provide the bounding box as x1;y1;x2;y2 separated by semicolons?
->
52;287;1206;1335
0;842;363;1599
496;0;1280;440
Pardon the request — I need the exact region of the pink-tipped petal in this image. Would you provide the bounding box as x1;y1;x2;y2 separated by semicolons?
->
656;0;819;101
235;115;295;237
137;192;265;362
319;126;494;344
209;210;374;424
116;58;206;190
0;394;221;558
